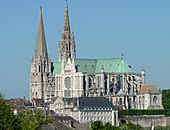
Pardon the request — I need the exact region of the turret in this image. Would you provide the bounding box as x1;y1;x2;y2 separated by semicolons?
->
141;69;145;84
100;67;105;95
158;88;163;109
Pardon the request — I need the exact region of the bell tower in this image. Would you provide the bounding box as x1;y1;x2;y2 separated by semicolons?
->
30;7;53;101
58;0;76;63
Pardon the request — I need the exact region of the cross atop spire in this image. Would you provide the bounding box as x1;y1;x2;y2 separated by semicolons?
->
35;7;48;58
64;0;70;32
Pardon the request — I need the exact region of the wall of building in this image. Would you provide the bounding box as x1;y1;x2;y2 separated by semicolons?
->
166;117;170;126
126;115;168;127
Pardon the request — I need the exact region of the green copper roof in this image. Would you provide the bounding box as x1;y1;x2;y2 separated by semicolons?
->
75;58;131;74
53;58;132;76
75;58;96;74
53;62;61;76
95;58;131;73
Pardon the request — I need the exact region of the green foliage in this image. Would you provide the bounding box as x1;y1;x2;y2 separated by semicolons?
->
103;122;119;130
154;126;170;130
166;109;170;116
18;109;52;130
91;121;118;130
0;92;51;130
0;93;20;130
119;122;142;130
162;89;170;109
91;120;104;130
90;121;142;130
118;109;167;118
143;126;170;130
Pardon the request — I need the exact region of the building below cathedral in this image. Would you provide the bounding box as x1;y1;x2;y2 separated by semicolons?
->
30;1;163;124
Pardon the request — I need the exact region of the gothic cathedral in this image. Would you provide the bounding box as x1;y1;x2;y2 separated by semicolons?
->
30;1;163;113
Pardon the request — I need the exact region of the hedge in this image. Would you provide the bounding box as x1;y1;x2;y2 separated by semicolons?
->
118;109;170;118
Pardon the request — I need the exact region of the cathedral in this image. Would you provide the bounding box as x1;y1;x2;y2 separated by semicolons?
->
30;1;163;117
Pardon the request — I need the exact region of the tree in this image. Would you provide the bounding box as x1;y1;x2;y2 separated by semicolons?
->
162;89;170;109
0;92;20;130
0;92;51;130
103;122;119;130
154;126;170;130
91;121;104;130
119;122;142;130
91;121;119;130
17;109;52;130
90;120;143;130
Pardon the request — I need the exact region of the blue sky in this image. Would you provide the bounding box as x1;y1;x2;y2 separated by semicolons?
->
0;0;170;99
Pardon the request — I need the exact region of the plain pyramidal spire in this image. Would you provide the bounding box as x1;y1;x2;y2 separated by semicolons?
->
35;6;48;57
64;0;70;32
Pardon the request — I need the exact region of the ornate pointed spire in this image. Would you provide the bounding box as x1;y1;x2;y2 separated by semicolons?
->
64;0;70;32
58;0;76;62
35;6;48;57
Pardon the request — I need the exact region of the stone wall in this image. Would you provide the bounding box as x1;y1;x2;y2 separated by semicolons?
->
125;115;169;127
166;117;170;126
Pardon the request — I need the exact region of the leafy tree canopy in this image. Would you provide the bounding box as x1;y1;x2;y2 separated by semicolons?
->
162;89;170;109
0;92;20;130
17;109;51;130
90;121;142;130
0;92;51;130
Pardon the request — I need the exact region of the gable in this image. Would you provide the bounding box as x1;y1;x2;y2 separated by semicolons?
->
139;85;159;94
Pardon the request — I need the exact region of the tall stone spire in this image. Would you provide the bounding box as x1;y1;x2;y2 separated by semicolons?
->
58;0;76;63
30;7;53;101
64;0;70;32
35;6;48;58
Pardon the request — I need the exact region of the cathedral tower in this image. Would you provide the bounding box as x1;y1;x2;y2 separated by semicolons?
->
30;7;53;101
58;0;76;63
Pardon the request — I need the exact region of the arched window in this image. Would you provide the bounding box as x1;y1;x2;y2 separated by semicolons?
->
36;92;38;98
153;96;157;103
119;98;122;105
38;65;41;72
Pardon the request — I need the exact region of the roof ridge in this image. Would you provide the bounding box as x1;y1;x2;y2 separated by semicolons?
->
75;57;123;60
75;58;97;60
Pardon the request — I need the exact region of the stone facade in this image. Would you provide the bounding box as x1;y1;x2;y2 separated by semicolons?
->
30;1;163;121
107;84;163;110
72;97;118;126
127;115;167;127
50;97;119;126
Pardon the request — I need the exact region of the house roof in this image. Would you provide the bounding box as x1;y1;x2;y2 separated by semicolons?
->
9;98;25;106
54;116;76;123
139;85;160;94
77;97;115;111
53;57;131;76
32;98;44;107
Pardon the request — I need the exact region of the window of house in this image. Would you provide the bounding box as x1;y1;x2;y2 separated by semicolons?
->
119;98;122;105
153;96;157;103
38;65;41;72
64;90;71;97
